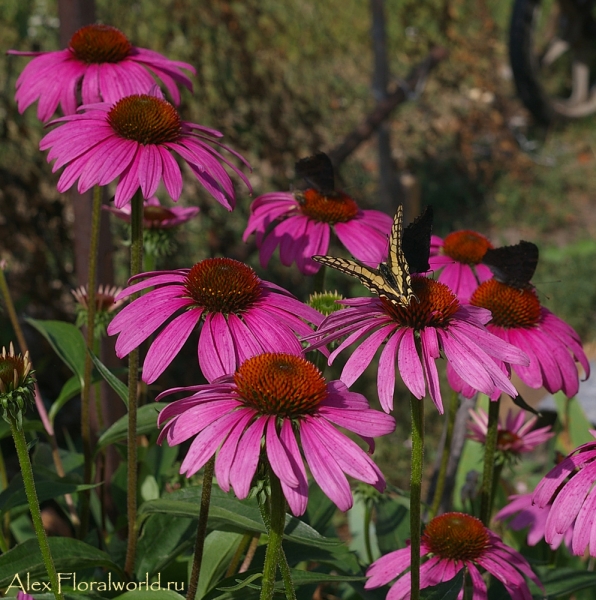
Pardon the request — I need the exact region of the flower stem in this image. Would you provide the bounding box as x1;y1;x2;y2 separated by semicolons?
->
363;499;374;565
225;532;253;577
410;394;424;600
429;389;459;518
9;415;63;600
0;264;79;531
186;456;215;600
480;397;500;526
260;471;287;600
80;184;103;538
124;192;144;578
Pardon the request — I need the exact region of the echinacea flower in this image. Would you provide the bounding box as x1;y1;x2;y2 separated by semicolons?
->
533;431;596;556
72;284;124;337
104;195;200;228
308;276;528;413
430;231;494;302
40;86;251;209
470;280;590;397
157;352;395;515
0;343;35;428
9;24;195;122
365;512;541;599
495;493;573;550
243;189;392;275
467;408;554;462
17;592;35;600
107;258;323;383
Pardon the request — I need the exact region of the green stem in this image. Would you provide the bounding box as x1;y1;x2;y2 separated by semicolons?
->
186;456;215;600
80;184;103;538
429;389;459;518
363;500;374;565
480;397;501;526
312;265;326;293
123;192;144;578
9;416;64;600
410;394;424;600
260;471;287;600
0;447;9;552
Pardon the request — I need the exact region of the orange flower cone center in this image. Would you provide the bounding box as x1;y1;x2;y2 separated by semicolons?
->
234;353;328;417
185;258;262;314
471;280;541;328
443;230;493;264
382;276;460;330
144;205;177;225
298;189;359;224
423;512;489;561
108;95;181;145
70;25;132;64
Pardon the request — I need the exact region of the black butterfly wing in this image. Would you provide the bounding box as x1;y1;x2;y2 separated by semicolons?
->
482;240;539;288
294;152;335;194
402;205;433;274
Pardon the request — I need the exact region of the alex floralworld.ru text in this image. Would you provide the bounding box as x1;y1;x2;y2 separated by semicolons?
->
7;572;185;594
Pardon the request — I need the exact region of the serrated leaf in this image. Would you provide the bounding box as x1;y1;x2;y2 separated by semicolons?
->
0;538;123;587
96;403;167;452
89;350;129;407
420;570;464;599
26;319;86;382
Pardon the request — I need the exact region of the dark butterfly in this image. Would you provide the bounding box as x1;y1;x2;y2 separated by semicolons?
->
294;152;337;196
313;205;433;307
482;240;538;289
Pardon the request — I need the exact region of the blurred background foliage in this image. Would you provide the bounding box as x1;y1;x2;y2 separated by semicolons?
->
2;0;596;487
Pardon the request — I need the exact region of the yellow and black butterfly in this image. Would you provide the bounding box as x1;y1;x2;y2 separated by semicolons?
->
312;205;433;307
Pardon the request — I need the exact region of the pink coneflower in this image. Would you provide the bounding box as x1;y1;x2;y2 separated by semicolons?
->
467;408;554;461
532;431;596;556
157;352;395;515
107;258;323;384
470;280;590;397
495;493;573;550
365;512;541;599
9;24;195;122
308;277;528;413
72;283;124;336
39;86;251;209
104;195;200;228
430;231;494;302
243;189;392;275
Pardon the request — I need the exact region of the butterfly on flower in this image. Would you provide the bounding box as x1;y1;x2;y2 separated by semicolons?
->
481;240;539;290
313;204;433;307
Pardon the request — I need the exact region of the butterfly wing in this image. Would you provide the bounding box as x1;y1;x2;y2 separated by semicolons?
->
312;255;388;296
384;205;416;305
482;240;539;289
402;205;433;274
294;152;335;194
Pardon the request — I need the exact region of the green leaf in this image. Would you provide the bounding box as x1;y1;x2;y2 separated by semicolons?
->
89;350;129;407
196;531;244;599
375;495;409;555
140;486;345;550
0;471;97;512
0;538;123;587
49;376;81;425
26;319;86;382
420;570;464;599
304;480;336;532
96;403;167;452
535;567;596;598
135;513;195;579
114;591;185;600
